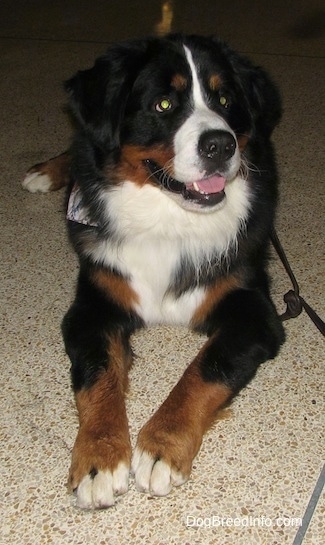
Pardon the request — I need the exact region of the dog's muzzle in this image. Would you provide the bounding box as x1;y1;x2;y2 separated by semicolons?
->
144;130;237;207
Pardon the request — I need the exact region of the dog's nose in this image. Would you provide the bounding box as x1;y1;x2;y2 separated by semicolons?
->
198;130;236;170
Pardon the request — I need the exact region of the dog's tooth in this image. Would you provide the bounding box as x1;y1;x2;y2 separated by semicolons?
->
193;182;200;192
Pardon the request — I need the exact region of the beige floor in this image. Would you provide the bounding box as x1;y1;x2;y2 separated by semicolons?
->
1;1;324;544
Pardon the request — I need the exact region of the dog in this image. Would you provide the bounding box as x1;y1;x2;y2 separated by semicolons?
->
23;34;285;509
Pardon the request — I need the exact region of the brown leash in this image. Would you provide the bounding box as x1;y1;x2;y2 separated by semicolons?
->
270;228;325;337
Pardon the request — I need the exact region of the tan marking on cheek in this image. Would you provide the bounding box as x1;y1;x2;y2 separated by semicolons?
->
171;74;187;91
209;74;222;92
116;144;174;186
69;340;132;491
92;268;139;311
191;275;241;330
237;135;250;152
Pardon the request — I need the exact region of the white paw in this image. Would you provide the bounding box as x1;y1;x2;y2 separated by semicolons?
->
75;463;129;510
131;448;188;497
22;172;52;193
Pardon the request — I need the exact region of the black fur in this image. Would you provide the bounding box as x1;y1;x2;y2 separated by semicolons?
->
49;33;290;507
200;289;284;390
63;33;284;397
62;265;143;391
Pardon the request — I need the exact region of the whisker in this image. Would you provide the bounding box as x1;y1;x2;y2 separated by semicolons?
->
144;157;177;188
239;156;263;180
144;163;165;185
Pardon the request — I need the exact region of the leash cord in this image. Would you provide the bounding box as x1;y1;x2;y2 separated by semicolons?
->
270;227;325;337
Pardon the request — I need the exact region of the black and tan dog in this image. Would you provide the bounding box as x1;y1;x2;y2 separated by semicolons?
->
23;34;285;509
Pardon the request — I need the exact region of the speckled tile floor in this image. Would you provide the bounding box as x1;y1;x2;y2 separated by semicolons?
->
1;1;324;544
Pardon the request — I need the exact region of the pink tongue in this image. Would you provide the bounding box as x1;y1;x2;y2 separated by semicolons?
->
195;175;226;194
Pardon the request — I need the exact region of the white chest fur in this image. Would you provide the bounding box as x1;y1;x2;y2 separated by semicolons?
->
86;178;250;325
105;236;206;325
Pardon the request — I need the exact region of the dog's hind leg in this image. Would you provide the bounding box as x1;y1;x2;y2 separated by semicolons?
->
22;152;70;193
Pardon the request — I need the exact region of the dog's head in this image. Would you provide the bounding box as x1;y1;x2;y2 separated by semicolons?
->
66;34;281;213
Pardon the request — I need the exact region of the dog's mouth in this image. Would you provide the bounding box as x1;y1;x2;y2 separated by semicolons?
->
144;159;226;207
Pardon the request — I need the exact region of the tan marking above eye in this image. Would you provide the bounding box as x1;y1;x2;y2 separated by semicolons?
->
209;74;222;91
171;73;187;91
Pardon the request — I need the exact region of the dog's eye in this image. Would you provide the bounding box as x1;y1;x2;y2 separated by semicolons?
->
155;98;173;113
219;95;230;108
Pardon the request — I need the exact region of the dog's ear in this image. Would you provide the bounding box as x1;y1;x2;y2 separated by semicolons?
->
221;42;282;138
65;42;147;150
246;65;282;137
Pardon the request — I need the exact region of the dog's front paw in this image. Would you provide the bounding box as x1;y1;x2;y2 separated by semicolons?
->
131;413;201;496
72;464;130;510
69;430;131;509
132;448;188;497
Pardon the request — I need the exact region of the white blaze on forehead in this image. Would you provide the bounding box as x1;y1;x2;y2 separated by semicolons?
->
183;45;208;110
172;45;240;184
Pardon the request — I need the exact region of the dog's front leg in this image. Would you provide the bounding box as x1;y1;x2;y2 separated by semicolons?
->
133;288;285;496
62;271;140;509
132;359;232;496
69;361;131;509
